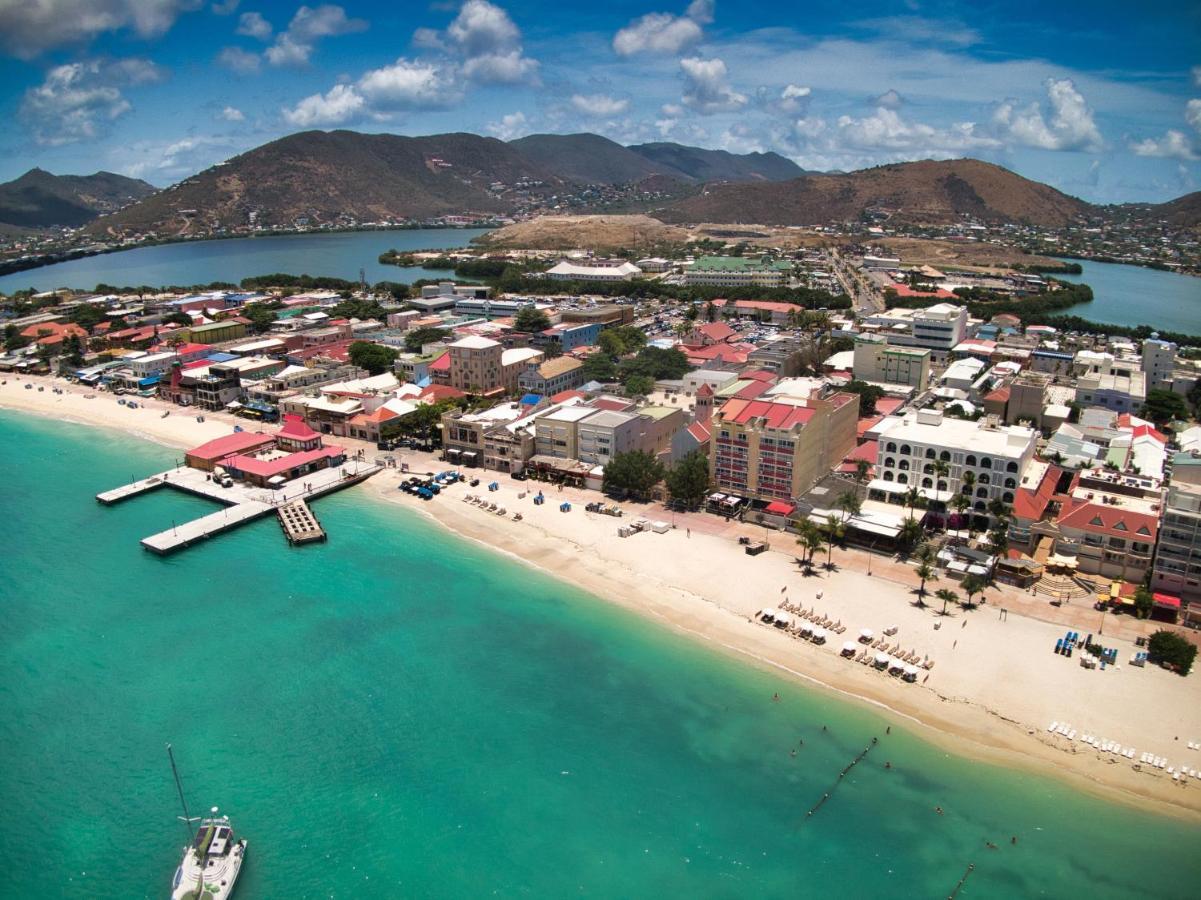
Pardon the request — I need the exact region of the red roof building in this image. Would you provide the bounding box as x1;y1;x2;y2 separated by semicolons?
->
20;321;88;347
223;445;345;487
184;431;275;471
277;414;323;452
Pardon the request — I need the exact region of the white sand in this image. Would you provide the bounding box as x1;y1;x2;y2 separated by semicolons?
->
4;373;1201;819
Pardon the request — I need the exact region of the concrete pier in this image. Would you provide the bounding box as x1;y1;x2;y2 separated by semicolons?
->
277;499;326;546
142;501;273;553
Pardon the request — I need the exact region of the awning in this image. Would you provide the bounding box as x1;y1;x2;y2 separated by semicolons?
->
917;486;953;503
1153;592;1182;609
868;478;909;495
764;500;796;516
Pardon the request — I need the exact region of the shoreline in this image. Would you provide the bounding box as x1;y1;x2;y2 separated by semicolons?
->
2;375;1200;822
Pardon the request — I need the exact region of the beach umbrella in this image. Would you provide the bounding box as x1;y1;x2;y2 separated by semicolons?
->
860;628;874;641
842;641;858;654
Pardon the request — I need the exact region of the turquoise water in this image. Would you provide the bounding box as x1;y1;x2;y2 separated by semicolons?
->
0;228;490;294
1;411;1199;898
1053;259;1201;333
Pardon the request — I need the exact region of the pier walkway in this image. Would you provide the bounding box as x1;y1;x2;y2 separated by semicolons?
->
142;501;273;553
277;500;326;546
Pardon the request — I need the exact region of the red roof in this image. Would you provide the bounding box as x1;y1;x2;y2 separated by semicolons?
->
687;343;751;364
694;321;737;342
845;440;878;464
427;352;451;372
874;397;905;417
186;431;274;462
550;389;586;403
984;386;1011;404
1057;497;1158;541
733;379;772;401
224;445;344;479
1012;465;1061;522
1153;592;1182;609
419;384;466;402
857;415;883;438
278;414;320;442
740;369;777;382
686;420;711;443
765;500;796;515
592;397;636;412
718;398;816;429
696;383;714;398
891;284;958;299
711;299;796;314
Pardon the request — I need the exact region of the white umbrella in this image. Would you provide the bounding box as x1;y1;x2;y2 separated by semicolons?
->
812;627;827;641
874;653;889;667
842;641;858;654
860;628;874;641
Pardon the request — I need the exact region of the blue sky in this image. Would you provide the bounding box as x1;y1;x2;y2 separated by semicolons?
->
0;0;1198;203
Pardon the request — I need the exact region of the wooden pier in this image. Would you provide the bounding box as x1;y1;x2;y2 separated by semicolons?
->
277;500;326;546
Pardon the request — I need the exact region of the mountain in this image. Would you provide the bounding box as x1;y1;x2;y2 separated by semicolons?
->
1144;192;1201;230
509;133;679;185
629;142;805;182
0;168;156;229
89;130;568;235
653;159;1092;227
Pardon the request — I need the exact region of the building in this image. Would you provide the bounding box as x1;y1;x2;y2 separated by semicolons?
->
518;357;585;396
1142;337;1178;390
534;405;596;460
560;305;634;327
1150;480;1201;624
532;322;601;354
685;256;793;288
447;335;543;395
871;411;1037;518
906;304;969;356
1076;370;1146;414
1030;348;1074;376
576;409;646;466
1005;373;1049;428
184;431;276;470
710;391;858;502
1053;473;1160;584
183;320;249;344
851;337;930;390
545;259;642;282
453;297;551;320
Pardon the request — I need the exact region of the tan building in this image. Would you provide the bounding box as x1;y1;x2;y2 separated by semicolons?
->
1006;373;1049;427
518;356;585;396
851;337;930;390
447;335;542;395
710;391;858;502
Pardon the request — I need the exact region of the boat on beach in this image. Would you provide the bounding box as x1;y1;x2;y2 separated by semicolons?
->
168;744;247;900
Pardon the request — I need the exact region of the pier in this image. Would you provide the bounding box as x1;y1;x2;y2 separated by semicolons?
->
98;458;380;554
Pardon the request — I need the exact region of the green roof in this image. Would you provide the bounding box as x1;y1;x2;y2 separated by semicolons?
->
638;405;679;421
692;256;792;272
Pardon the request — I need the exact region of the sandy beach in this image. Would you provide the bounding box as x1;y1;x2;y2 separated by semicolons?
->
3;373;1201;820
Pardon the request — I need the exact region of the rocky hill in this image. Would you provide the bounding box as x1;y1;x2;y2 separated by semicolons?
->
629;142;804;182
654;159;1092;227
508;134;679;185
0;168;156;229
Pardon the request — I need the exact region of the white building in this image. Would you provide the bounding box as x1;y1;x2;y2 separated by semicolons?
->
852;336;931;390
1141;336;1178;390
545;260;642;282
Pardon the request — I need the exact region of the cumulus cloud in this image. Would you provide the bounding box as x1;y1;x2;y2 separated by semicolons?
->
834;106;1000;154
282;56;460;127
571;93;630;117
441;0;538;84
613;0;713;57
486;110;529;141
235;11;271;40
265;4;366;67
211;0;239;13
219;105;245;121
19;57;165;145
992;78;1103;152
0;0;199;58
680;57;746;114
120;133;243;182
1129;130;1198;161
216;45;261;73
1188;99;1201;133
873;89;904;109
281;83;365;127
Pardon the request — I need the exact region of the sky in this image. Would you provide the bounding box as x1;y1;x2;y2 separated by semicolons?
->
0;0;1198;204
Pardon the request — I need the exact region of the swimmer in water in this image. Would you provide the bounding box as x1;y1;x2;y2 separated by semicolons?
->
935;806;944;815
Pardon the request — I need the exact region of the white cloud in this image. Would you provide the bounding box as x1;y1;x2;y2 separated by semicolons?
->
486;111;529;141
851;16;981;49
442;0;538;84
357;57;460;109
281;83;365;127
19;57;165;146
219;105;245;121
216;45;261;73
679;56;746;114
412;27;445;50
265;4;366;67
571;93;630;117
1188;99;1201;133
119;133;243;183
873;89;903;109
834;106;1000;154
991;78;1103;152
1129;130;1198;161
211;0;239;13
235;11;271;40
0;0;199;58
613;1;712;58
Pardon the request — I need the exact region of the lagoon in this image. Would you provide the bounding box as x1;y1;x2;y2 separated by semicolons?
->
1054;259;1201;334
0;228;491;295
1;410;1199;897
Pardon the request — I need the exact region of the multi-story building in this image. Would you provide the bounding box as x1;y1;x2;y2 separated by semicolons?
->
1053;470;1161;584
534;405;596;459
545;259;642;282
1150;479;1201;626
447;335;543;395
851;337;931;390
576;410;646;466
871;410;1037;517
1142;337;1178;390
1005;373;1049;428
907;303;969;356
710;391;858;502
517;357;585;396
1076;370;1146;414
531;322;601;354
685;256;793;288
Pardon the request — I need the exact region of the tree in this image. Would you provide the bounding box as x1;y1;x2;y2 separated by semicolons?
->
823;514;845;569
683;303;699;323
618;346;690;382
1140;389;1189;426
986;526;1009;558
513;305;551;333
1147;630;1197;676
835;489;861;521
915;560;937;599
242;304;277;334
581;351;618;383
624;373;655;396
961;574;988;609
348;341;399;375
404;326;451;353
935;588;959;617
903;486;926;517
795;519;823;566
162;311;193;327
898;515;923;548
602;450;665;500
932;458;950;485
950;492;971;526
855;458;871;482
332;298;387;320
59;333;85;369
1132;586;1154;620
843;379;884;416
665;450;710;508
704;301;717;323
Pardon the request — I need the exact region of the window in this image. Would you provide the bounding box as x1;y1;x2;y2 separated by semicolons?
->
897;473;908;484
1004;477;1016;488
1002;492;1014;503
886;442;896;453
980;457;993;469
922;477;932;488
883;471;894;481
900;445;911;455
979;474;991;485
884;457;895;468
937;480;947;491
899;460;910;471
1007;461;1018;473
976;488;988;498
940;451;951;461
923;464;934;475
965;454;977;466
925;448;936;459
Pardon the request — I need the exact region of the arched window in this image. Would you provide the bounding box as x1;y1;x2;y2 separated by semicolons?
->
937;480;948;492
922;477;933;488
1002;491;1014;503
1006;461;1018;473
925;448;936;459
923;464;934;474
965;454;977;467
940;450;951;461
886;442;896;453
961;485;972;495
884;457;895;468
899;460;910;471
974;500;986;511
979;473;991;485
976;487;988;498
980;457;993;469
1004;477;1016;488
897;473;908;485
900;444;911;456
883;471;894;482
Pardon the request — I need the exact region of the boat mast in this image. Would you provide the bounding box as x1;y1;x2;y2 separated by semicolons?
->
166;743;196;843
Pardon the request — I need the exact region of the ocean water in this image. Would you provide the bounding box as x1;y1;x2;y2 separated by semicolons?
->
1;411;1199;899
1053;259;1201;334
0;228;491;294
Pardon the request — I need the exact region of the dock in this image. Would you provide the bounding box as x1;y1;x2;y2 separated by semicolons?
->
277;500;326;546
99;458;381;555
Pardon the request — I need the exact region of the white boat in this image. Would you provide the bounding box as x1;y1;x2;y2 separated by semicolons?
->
168;744;247;900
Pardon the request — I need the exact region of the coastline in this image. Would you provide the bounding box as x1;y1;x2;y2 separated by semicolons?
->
3;375;1201;822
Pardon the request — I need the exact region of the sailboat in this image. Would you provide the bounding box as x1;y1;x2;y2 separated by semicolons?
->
168;744;247;900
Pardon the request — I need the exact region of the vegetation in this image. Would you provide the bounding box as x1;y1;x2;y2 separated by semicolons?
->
512;305;551;333
597;325;648;358
623;373;655;396
348;341;399;375
1035;316;1201;348
404;326;451;353
581;351;618;383
664;450;711;509
935;588;959;616
960;574;988;609
842;379;884;416
602;450;665;500
1140;389;1190;426
822;514;845;569
331;297;388;320
794;519;825;568
242;303;278;334
617;346;690;383
1147;630;1197;676
240;273;359;292
1132;587;1154;620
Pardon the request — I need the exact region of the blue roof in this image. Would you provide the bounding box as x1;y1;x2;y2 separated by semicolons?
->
205;352;238;363
520;393;543;406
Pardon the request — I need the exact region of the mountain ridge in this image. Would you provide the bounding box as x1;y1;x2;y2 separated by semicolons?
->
0;168;156;229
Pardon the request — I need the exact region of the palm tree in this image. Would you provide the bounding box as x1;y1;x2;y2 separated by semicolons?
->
835;489;862;522
903;486;925;517
855;458;871;483
932;458;950;483
794;519;821;566
961;574;988;609
915;560;937;600
898;515;923;549
987;525;1009;558
987;498;1012;523
950;492;970;528
935;588;959;617
823;513;845;570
